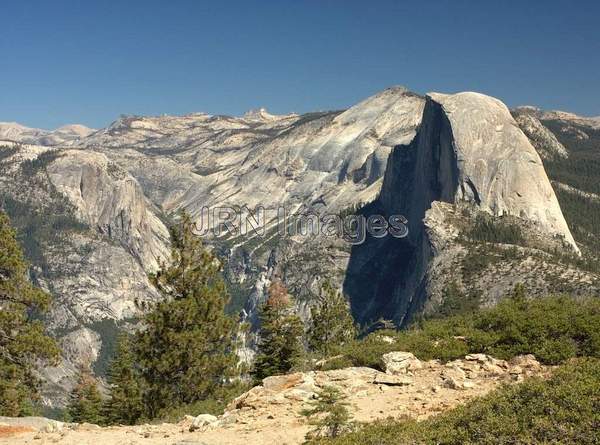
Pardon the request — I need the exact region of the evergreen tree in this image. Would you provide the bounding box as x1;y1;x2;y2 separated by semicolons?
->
104;333;144;425
67;364;104;424
308;281;357;355
134;212;238;418
252;280;304;381
0;211;59;416
510;282;528;303
301;385;354;439
432;281;481;319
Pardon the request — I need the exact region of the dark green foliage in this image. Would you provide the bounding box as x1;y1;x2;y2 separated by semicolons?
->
538;123;600;270
100;212;246;424
20;151;61;177
0;145;18;162
91;319;120;377
301;386;354;440
546;156;600;196
103;333;144;425
542;118;600;155
321;291;600;370
252;280;305;382
0;211;60;416
552;189;600;268
133;212;238;418
464;214;525;245
156;380;251;423
66;365;104;425
308;282;357;355
311;357;600;445
429;282;481;319
0;195;87;271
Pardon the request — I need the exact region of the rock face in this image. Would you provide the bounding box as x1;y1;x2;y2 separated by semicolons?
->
345;92;580;325
428;92;576;250
78;86;424;218
513;106;600;131
46;149;170;270
512;112;569;160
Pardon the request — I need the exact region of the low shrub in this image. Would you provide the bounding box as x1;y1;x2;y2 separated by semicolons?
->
320;293;600;370
312;357;600;444
156;381;251;423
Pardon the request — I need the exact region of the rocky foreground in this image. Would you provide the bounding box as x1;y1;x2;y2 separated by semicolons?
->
0;353;548;445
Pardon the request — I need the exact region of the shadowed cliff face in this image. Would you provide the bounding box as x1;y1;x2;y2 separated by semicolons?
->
344;91;580;327
344;98;459;326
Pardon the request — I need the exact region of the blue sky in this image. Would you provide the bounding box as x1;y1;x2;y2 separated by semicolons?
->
1;0;598;129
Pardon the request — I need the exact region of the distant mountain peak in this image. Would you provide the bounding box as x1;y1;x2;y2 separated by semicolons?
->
0;121;94;145
242;108;298;121
513;106;600;129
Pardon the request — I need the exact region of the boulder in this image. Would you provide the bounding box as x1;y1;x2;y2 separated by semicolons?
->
382;352;423;374
373;373;413;386
262;373;304;391
442;376;464;390
510;354;541;370
216;412;239;426
465;353;493;363
189;414;218;432
0;416;63;432
482;362;506;377
42;420;65;433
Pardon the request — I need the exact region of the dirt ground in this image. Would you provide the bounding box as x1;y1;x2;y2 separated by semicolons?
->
0;354;548;445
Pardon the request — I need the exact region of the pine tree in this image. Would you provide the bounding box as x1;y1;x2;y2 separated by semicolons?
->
252;280;304;382
0;211;59;416
308;281;357;355
301;385;353;439
104;333;144;425
67;364;104;424
134;212;238;418
511;282;528;303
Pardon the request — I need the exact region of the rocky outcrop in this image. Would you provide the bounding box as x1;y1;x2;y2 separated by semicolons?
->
513;106;600;131
382;351;423;374
512;112;569;159
0;353;549;445
427;92;576;250
46;149;170;270
345;92;579;326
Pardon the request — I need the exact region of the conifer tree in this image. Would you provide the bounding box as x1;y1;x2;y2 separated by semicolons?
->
252;280;304;381
104;333;144;425
308;281;357;355
67;364;104;424
0;211;59;416
134;212;238;418
511;282;528;303
301;385;353;439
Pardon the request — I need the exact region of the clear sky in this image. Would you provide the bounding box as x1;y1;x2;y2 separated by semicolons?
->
1;0;598;129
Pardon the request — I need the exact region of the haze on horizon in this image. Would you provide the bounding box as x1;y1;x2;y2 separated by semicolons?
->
1;0;599;130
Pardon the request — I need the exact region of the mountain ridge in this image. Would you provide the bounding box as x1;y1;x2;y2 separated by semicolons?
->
1;86;598;407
